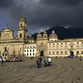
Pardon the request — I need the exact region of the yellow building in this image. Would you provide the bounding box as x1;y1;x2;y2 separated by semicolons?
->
0;13;83;60
36;30;83;57
0;12;27;60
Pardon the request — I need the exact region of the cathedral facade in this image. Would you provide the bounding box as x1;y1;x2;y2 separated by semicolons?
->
0;13;28;60
0;13;83;60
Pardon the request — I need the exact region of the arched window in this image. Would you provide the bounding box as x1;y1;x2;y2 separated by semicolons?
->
21;24;22;27
20;33;22;38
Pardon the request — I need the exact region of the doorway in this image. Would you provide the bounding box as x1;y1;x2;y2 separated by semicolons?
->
70;51;74;55
40;51;44;56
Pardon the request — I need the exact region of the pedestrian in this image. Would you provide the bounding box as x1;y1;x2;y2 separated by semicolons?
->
1;58;3;66
44;56;48;67
39;56;42;66
48;57;52;66
80;56;82;61
36;57;41;68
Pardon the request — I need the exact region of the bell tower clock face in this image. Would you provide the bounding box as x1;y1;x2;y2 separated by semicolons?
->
4;33;9;39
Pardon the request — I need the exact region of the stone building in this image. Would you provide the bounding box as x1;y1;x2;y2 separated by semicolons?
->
0;12;83;59
36;30;83;57
0;12;28;60
24;34;36;57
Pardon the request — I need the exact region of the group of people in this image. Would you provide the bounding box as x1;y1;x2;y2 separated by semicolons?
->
36;56;52;68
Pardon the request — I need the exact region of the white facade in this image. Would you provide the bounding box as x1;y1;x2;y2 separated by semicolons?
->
24;43;36;57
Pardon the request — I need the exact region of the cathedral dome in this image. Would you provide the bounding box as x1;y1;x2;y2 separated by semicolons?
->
49;30;58;41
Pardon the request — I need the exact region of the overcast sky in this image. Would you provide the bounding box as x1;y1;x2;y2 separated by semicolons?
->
0;0;83;36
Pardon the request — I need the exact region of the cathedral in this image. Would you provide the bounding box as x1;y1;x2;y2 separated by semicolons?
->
0;13;83;61
0;12;28;60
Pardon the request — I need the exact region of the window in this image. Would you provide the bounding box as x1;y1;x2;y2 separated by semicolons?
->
30;53;31;56
57;51;59;55
20;33;22;38
65;46;67;49
53;43;55;45
49;43;51;45
33;53;34;56
61;51;63;54
41;42;43;45
27;53;28;56
24;50;26;52
81;46;83;49
57;43;58;45
77;46;79;49
81;51;83;54
49;52;51;55
82;42;83;44
61;43;63;45
30;46;32;48
25;46;26;48
53;47;55;50
77;51;79;54
65;43;67;45
53;51;55;55
65;51;67;54
71;46;73;49
21;24;22;27
77;42;79;44
27;50;28;52
61;46;63;49
33;49;34;52
57;46;59;49
49;47;51;50
30;50;31;52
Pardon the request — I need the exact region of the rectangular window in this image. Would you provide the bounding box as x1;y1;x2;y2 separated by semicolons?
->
53;51;55;55
53;43;55;45
65;51;67;54
25;46;26;48
57;51;59;55
65;46;67;49
27;53;28;56
61;46;63;49
49;52;51;55
77;51;79;54
71;46;73;49
30;53;31;56
77;46;79;49
49;47;51;50
81;51;83;54
27;50;28;52
33;49;34;52
81;46;83;49
53;47;55;50
57;46;59;49
61;51;63;54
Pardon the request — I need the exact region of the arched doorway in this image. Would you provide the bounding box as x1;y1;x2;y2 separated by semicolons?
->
70;51;74;55
40;51;44;56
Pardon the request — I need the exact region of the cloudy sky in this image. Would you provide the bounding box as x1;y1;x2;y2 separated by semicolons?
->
0;0;83;36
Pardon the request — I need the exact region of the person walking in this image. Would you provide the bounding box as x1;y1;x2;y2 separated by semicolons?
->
48;57;52;66
44;56;48;67
1;58;3;66
36;57;41;68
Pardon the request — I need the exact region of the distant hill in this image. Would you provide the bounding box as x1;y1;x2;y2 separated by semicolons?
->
32;26;83;40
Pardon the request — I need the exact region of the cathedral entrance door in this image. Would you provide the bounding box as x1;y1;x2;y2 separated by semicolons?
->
40;51;44;56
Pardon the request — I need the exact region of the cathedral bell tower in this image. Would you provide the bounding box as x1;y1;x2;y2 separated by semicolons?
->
17;12;27;39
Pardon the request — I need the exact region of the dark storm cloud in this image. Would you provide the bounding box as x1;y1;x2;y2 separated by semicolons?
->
1;0;83;34
40;0;83;6
0;0;14;8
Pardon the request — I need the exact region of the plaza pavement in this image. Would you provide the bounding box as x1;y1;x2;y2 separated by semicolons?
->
0;57;83;83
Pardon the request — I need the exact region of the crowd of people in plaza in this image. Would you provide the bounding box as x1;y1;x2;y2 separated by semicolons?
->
36;56;52;68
